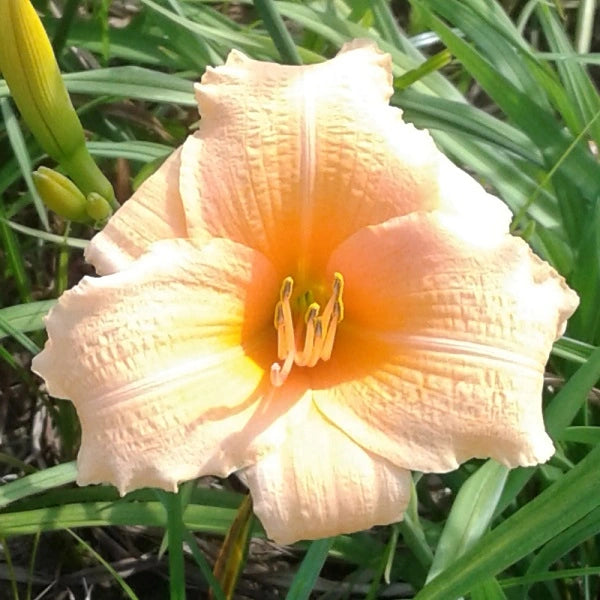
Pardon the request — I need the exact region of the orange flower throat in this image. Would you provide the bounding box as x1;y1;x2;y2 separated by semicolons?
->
271;272;345;386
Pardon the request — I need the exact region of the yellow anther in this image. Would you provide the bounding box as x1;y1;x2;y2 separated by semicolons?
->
332;272;344;298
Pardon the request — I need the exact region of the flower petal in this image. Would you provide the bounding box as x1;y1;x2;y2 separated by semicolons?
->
180;41;441;273
32;237;291;492
436;155;513;247
240;396;411;544
312;212;579;472
85;149;188;275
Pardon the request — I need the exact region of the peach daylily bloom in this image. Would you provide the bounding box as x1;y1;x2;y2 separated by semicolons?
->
32;40;578;544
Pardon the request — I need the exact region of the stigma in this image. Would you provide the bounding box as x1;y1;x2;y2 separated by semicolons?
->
270;273;344;387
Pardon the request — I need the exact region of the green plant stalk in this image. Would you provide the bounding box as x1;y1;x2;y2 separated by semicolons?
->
164;491;186;600
253;0;302;65
0;535;19;600
66;529;139;600
575;0;596;53
286;538;334;600
51;0;80;56
26;531;41;600
184;531;226;600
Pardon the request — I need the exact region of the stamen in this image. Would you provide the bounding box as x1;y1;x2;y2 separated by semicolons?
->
295;302;319;367
307;317;324;367
320;301;342;361
274;302;286;360
279;277;295;359
320;272;344;328
271;272;345;385
270;351;295;387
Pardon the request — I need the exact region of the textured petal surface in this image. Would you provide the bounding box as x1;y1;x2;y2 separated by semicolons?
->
180;40;441;275
311;212;579;472
240;396;411;544
32;238;292;492
85;149;188;275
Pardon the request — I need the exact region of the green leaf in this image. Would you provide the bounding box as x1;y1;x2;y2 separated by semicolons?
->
184;530;226;600
1;98;49;230
67;529;141;600
470;578;507;600
88;140;173;162
427;461;508;582
558;426;600;445
525;505;600;584
396;89;540;163
536;3;600;146
567;201;600;343
0;313;40;353
286;538;334;600
0;201;33;303
1;218;88;249
414;444;600;600
496;345;600;516
157;491;186;600
0;300;56;341
412;0;600;223
254;0;302;65
6;67;196;106
545;346;600;439
394;49;452;89
139;0;322;64
0;500;243;536
552;337;596;364
0;462;77;509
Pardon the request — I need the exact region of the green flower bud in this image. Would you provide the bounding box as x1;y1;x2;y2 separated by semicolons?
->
85;192;113;225
33;166;90;223
0;0;116;207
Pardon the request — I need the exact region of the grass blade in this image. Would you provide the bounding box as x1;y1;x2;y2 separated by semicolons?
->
0;462;77;509
0;98;49;230
414;444;600;599
426;461;509;582
286;538;334;600
254;0;302;65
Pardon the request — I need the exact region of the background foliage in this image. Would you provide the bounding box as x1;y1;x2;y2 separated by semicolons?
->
1;0;599;598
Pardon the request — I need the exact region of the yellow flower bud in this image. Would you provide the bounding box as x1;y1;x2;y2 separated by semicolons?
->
33;166;89;223
0;0;116;207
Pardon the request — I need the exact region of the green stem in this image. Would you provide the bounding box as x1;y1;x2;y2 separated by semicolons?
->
164;491;186;600
52;0;81;57
253;0;302;65
61;145;117;209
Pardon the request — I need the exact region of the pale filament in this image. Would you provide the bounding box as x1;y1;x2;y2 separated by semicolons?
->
270;273;344;387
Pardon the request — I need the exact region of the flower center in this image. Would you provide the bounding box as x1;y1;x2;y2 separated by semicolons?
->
270;272;345;386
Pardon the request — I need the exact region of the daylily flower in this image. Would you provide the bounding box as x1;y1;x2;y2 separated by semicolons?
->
32;41;579;544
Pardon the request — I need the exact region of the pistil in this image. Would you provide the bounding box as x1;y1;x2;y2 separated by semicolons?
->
270;273;344;386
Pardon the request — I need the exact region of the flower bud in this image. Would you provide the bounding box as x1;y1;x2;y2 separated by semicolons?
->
32;166;89;223
85;192;112;225
0;0;116;207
